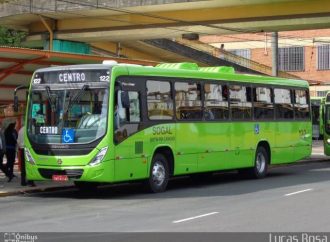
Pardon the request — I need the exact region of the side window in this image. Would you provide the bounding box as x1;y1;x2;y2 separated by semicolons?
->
294;89;310;120
229;85;252;120
114;90;141;143
253;86;274;120
115;90;141;127
175;82;202;120
204;83;229;120
274;88;294;119
147;80;173;120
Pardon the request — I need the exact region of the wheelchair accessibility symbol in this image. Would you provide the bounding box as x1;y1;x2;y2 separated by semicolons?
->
62;128;75;143
254;124;260;134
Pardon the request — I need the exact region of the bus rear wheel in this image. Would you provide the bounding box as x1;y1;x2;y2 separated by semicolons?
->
250;146;269;178
147;153;169;193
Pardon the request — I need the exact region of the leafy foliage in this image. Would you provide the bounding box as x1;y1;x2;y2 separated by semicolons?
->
0;26;27;46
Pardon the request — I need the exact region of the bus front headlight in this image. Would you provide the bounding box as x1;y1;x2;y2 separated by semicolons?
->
25;148;35;165
89;146;108;167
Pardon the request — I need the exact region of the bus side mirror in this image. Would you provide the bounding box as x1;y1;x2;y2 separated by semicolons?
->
14;95;19;112
120;91;130;109
14;85;28;113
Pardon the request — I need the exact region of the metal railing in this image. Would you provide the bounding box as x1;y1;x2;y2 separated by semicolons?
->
175;38;301;80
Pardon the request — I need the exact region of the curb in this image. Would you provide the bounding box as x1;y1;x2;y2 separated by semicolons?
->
0;185;75;198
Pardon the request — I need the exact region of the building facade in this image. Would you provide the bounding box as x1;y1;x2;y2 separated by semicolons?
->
200;29;330;97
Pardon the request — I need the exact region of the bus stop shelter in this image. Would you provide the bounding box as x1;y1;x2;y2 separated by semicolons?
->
0;46;156;127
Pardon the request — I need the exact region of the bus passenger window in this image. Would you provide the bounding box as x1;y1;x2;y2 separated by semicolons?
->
204;83;229;120
229;85;252;120
147;80;173;120
274;88;294;119
294;89;309;120
253;87;274;120
175;82;202;120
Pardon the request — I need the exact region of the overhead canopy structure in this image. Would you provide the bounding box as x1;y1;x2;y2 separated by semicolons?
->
1;0;330;61
0;46;157;103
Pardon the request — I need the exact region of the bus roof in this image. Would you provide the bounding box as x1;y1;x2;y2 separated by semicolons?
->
124;65;309;88
34;62;309;88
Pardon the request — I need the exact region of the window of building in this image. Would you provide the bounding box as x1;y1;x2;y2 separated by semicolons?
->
147;80;173;120
316;90;328;97
294;89;309;119
278;46;304;71
274;88;294;119
229;49;251;59
253;87;274;120
225;49;251;67
204;83;229;120
229;85;252;120
317;45;330;70
175;82;202;120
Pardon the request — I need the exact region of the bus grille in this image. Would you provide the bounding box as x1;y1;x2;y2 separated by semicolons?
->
38;169;84;179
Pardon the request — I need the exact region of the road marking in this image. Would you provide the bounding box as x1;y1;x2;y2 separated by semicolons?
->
284;188;313;197
172;212;219;224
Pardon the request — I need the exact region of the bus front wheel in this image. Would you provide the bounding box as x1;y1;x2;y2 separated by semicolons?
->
147;153;169;193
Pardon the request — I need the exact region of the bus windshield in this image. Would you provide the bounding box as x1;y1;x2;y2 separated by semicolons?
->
27;70;110;145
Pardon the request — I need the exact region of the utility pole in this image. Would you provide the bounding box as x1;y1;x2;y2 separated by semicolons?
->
272;32;278;77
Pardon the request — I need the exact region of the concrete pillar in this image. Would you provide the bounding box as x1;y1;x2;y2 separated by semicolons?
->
272;32;278;77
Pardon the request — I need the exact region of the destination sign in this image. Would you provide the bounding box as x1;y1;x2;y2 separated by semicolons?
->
58;72;86;83
32;69;110;85
37;126;58;135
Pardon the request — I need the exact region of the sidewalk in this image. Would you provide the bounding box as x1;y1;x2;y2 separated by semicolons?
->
0;172;74;197
0;141;328;197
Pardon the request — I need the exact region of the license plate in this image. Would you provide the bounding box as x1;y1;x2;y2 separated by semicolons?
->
52;175;68;181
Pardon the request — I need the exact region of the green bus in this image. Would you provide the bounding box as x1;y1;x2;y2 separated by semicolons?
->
19;61;312;192
323;92;330;155
311;97;324;140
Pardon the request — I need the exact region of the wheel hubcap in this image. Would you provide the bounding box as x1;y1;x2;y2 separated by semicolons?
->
152;161;166;186
256;152;266;173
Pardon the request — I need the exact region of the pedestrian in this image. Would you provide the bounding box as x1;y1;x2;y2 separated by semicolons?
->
0;121;8;178
5;121;18;182
17;124;35;186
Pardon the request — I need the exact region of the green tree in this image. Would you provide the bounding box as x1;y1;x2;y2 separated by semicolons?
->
0;26;27;46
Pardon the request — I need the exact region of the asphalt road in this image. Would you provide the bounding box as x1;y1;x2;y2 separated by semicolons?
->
1;160;330;232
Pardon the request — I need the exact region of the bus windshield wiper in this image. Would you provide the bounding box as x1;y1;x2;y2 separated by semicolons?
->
65;85;89;113
45;86;56;112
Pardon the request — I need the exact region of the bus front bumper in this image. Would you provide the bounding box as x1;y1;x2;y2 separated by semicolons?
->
25;160;114;183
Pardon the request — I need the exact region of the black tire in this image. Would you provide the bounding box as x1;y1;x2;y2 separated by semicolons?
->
74;181;98;191
249;146;269;178
146;153;169;193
